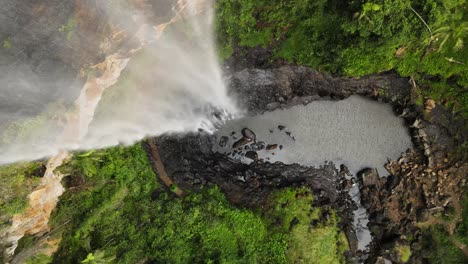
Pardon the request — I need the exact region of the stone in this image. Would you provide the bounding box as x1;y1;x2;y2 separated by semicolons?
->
241;128;256;141
251;141;266;151
218;136;228;147
232;137;251;148
358;168;380;187
245;151;258;161
266;144;278;150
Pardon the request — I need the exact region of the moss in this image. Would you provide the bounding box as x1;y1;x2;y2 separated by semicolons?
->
396;245;412;263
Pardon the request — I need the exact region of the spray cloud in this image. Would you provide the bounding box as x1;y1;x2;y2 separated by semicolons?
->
0;0;238;164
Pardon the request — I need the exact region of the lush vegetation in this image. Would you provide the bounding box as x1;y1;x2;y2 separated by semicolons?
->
216;0;467;115
0;162;42;229
422;192;468;263
30;144;348;263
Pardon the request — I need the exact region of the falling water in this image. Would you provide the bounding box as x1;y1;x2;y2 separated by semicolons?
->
0;0;237;165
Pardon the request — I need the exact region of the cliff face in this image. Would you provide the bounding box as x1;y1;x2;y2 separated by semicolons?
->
1;0;207;261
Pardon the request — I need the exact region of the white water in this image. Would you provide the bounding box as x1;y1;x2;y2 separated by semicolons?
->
0;0;237;164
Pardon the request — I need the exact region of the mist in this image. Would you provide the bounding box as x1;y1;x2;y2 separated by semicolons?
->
0;0;238;164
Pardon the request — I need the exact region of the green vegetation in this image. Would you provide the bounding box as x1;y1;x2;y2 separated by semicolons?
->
396;244;412;263
423;225;467;263
2;37;12;49
455;191;468;246
216;0;467;115
59;18;76;40
422;192;468;263
25;254;53;264
39;144;348;263
267;188;348;263
0;162;42;228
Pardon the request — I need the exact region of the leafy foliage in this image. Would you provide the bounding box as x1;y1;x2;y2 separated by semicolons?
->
266;188;348;264
216;0;468;115
422;191;468;263
47;144;347;263
0;162;42;225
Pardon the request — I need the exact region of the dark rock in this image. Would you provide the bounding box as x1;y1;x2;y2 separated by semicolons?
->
232;137;251;148
245;151;258;161
251;141;266;151
358;168;380;187
241;128;256;142
278;125;286;130
219;136;229;147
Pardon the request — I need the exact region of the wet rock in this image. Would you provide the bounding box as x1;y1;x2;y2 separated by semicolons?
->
241;128;256;142
218;136;229;147
358;168;380;187
245;151;258;161
266;144;278;150
232;137;251;149
251;141;266;151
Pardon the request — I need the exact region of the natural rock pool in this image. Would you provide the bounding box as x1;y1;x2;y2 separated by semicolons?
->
213;95;413;250
214;95;412;176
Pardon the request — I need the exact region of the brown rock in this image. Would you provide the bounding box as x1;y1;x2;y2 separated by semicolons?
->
266;144;278;150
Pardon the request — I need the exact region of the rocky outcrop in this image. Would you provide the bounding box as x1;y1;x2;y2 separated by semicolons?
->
153;65;467;263
2;152;69;260
154;133;342;207
227;66;411;114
